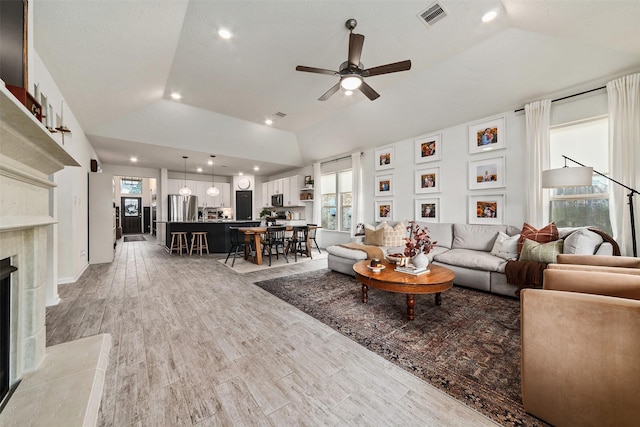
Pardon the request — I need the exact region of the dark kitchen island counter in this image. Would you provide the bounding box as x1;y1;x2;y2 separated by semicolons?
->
165;220;261;253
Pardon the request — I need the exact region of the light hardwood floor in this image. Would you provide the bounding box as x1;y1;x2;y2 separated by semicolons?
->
46;236;499;426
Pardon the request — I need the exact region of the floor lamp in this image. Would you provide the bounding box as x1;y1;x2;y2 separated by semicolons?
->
541;155;639;257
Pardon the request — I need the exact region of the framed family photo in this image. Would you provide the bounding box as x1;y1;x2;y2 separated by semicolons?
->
375;146;395;171
468;116;506;154
375;200;394;222
415;133;441;163
468;193;505;225
468;155;506;190
415;198;440;223
415;167;440;194
375;174;394;197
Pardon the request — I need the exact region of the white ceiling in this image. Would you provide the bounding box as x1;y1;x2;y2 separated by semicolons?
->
33;0;640;177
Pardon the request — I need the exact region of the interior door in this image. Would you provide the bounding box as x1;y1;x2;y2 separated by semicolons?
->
235;191;252;220
121;197;142;234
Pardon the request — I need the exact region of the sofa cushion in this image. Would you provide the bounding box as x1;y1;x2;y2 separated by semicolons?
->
563;228;604;255
452;224;507;251
518;222;559;256
326;245;368;260
364;227;384;246
491;232;520;260
416;222;453;249
382;222;406;247
520;238;564;263
434;248;506;272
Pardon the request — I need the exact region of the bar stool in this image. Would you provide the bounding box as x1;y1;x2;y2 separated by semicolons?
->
190;231;209;256
169;231;188;255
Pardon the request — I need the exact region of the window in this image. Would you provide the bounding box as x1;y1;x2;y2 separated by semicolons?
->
548;117;611;234
120;178;142;195
321;170;352;231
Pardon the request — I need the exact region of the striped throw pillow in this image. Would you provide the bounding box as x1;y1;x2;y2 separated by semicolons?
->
382;222;406;247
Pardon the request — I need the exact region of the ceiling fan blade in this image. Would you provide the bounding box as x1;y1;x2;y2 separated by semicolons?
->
362;60;412;77
358;81;380;101
348;33;365;67
318;82;341;101
296;65;338;76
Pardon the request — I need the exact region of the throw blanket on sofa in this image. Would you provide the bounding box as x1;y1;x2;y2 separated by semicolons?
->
338;243;385;260
505;260;548;296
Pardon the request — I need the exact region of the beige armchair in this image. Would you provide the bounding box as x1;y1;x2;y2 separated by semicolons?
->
520;267;640;426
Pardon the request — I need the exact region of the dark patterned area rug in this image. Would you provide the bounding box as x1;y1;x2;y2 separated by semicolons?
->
254;269;548;427
123;235;146;242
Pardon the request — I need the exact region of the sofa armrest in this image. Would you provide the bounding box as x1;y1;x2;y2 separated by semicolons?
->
556;254;640;268
543;269;640;300
521;289;640;426
548;263;640;275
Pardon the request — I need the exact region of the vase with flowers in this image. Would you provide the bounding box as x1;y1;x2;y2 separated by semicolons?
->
404;221;436;269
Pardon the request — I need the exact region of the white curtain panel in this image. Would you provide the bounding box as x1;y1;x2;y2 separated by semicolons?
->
524;99;552;227
607;73;640;256
351;152;363;237
313;162;321;225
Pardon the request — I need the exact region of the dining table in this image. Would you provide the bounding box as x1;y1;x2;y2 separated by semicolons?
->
236;224;319;265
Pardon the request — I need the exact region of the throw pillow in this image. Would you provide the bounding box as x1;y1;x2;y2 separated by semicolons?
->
364;227;384;246
519;238;564;264
563;228;604;254
382;222;406;247
490;232;520;260
518;222;559;256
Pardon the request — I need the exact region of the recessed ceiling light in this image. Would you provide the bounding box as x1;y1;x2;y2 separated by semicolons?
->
239;172;244;176
218;29;232;39
170;92;182;100
130;157;138;162
197;167;203;173
265;119;273;126
481;10;498;23
207;160;213;165
253;166;259;171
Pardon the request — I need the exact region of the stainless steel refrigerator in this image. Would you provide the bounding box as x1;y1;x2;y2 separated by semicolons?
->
168;195;198;222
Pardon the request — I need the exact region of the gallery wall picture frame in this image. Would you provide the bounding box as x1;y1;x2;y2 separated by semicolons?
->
415;198;440;223
415;133;442;163
468;155;506;190
468;116;506;154
375;200;394;222
375;146;395;171
415;167;440;194
375;173;394;197
468;193;505;225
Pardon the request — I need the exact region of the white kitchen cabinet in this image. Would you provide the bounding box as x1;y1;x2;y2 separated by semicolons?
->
273;178;282;195
262;182;271;207
284;176;300;206
212;182;231;207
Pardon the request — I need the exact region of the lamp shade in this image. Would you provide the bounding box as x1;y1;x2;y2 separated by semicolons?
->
541;166;593;188
178;186;192;196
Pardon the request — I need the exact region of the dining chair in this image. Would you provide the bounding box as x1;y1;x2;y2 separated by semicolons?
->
262;226;288;266
225;227;252;267
307;223;321;254
286;225;311;262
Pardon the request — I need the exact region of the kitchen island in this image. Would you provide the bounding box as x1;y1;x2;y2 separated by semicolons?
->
165;220;261;253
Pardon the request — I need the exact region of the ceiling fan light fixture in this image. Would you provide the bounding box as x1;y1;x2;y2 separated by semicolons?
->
341;75;362;90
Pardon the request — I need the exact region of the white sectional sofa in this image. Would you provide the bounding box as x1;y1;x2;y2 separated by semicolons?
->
326;222;615;298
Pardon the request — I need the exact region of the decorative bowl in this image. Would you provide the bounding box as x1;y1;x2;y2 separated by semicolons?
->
386;252;407;264
366;264;385;273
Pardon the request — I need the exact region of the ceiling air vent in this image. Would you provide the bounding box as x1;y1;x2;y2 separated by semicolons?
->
418;2;448;27
274;112;287;118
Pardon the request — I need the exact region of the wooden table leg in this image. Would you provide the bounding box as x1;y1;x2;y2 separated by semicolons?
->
435;292;442;306
253;234;263;265
362;284;368;303
407;294;415;320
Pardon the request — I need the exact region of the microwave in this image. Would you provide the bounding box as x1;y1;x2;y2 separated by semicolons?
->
271;193;283;207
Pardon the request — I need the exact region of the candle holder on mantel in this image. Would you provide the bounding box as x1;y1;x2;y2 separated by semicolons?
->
55;100;71;144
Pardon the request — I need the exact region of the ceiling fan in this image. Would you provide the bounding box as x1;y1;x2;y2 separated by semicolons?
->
296;18;411;101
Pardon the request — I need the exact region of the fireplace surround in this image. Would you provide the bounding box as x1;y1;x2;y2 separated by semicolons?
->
0;83;111;425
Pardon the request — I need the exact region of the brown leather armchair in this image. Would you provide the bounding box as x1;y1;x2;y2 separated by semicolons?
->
520;266;640;426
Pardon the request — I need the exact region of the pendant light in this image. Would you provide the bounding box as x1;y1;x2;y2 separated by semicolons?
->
178;156;192;196
206;155;220;197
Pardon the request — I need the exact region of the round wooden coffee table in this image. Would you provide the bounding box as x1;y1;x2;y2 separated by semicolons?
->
353;259;455;320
